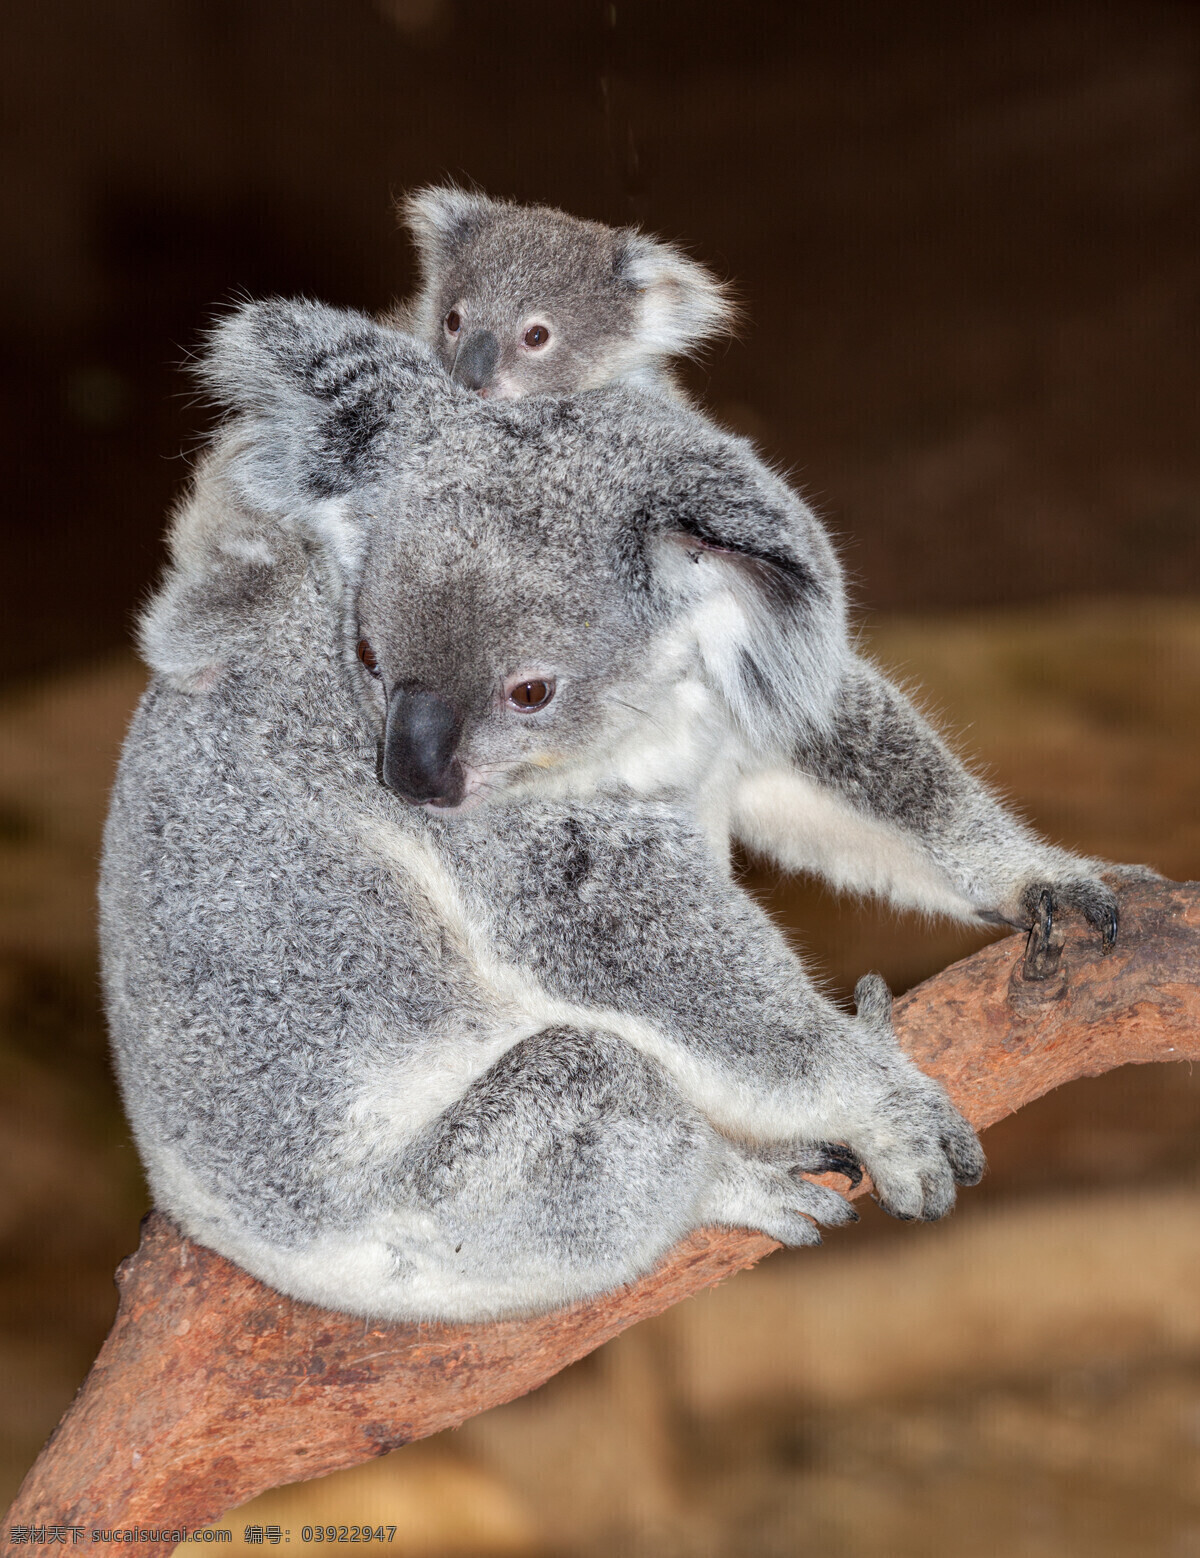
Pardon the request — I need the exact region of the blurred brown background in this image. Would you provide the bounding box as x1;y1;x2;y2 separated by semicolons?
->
2;2;1199;1553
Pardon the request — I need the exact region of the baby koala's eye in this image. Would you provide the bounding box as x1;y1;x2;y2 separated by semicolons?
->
356;639;381;678
507;678;555;711
523;324;550;349
445;310;462;335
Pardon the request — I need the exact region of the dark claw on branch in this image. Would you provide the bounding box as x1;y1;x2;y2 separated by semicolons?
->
1092;900;1119;953
1023;888;1061;981
810;1142;864;1188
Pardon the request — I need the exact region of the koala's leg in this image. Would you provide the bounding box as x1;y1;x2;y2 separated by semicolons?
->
732;655;1130;948
400;1026;859;1318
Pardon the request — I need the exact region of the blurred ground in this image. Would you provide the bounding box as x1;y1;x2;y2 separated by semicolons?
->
2;601;1198;1554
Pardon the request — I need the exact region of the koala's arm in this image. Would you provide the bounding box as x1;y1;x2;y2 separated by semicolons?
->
480;809;984;1223
731;655;1125;940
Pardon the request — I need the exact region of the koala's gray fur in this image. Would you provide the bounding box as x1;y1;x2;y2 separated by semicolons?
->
393;188;1125;950
100;298;1005;1322
391;185;735;399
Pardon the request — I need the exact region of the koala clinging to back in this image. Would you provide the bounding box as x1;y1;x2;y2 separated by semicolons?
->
101;299;987;1323
396;185;1124;954
392;184;735;399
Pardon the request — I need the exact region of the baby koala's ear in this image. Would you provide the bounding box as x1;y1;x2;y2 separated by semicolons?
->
401;184;493;270
615;231;738;361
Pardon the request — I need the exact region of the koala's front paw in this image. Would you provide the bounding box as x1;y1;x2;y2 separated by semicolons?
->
848;974;986;1222
1012;875;1119;955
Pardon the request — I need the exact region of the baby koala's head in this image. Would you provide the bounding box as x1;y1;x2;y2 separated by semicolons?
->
396;185;736;399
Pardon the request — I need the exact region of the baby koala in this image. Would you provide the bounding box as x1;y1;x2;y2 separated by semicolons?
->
392;185;735;399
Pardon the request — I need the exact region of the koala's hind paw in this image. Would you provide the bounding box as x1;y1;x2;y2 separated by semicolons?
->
706;1153;860;1248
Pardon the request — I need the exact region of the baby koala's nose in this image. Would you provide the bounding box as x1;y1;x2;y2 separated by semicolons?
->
451;329;499;394
382;684;465;807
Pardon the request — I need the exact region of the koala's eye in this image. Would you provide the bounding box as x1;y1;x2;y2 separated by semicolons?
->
356;639;381;677
445;310;462;335
523;324;550;349
507;678;555;710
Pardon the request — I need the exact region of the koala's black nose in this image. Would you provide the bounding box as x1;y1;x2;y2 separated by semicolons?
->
382;685;465;807
451;329;499;393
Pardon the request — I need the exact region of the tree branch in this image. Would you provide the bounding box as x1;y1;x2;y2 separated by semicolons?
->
6;878;1198;1551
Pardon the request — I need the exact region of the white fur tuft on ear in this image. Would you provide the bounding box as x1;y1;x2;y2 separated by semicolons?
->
617;233;738;360
400;184;493;265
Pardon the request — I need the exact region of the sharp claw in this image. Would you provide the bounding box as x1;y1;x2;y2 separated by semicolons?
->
818;1143;864;1188
1038;888;1054;945
1022;888;1061;981
1082;897;1119;951
796;1142;864;1188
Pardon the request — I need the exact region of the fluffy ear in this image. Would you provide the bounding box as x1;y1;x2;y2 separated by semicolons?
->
137;465;307;692
144;299;439;690
639;435;847;752
400;184;493;272
196;298;436;543
615;231;737;361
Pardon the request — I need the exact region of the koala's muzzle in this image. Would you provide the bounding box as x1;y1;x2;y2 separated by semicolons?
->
451;329;499;393
382;685;465;807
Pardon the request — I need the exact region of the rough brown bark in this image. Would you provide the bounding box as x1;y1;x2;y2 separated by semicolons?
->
5;878;1198;1551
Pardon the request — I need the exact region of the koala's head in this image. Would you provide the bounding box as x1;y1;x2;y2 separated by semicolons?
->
399;186;736;400
147;300;843;815
349;499;653;811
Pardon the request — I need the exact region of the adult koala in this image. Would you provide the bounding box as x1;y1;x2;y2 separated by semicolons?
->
101;299;989;1321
